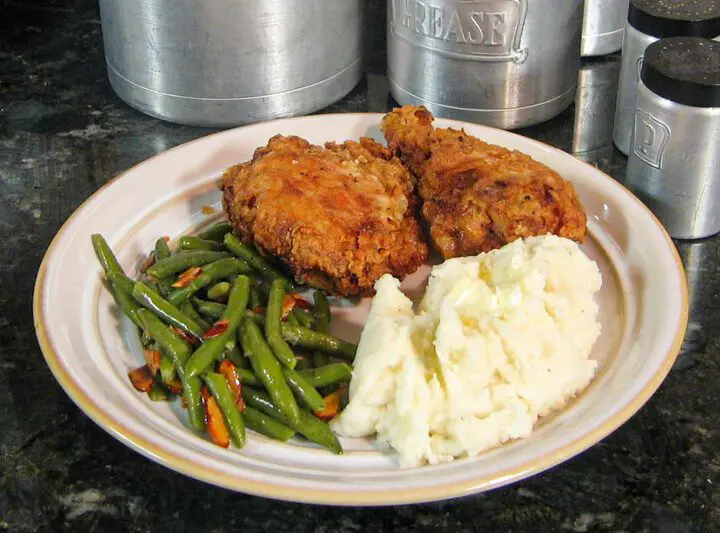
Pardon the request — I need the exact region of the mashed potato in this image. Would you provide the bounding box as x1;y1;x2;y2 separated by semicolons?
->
333;235;602;467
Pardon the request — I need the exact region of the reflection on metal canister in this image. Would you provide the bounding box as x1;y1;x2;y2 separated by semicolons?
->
573;59;621;163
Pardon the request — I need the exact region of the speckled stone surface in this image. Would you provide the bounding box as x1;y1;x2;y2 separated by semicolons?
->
1;1;718;532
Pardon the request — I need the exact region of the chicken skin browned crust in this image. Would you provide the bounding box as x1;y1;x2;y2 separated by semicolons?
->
381;106;587;259
221;135;428;296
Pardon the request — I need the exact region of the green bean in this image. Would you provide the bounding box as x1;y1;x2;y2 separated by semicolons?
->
154;277;175;298
243;406;295;441
246;309;265;326
137;309;205;431
95;252;144;328
159;351;176;385
236;367;262;387
203;372;246;448
146;251;229;278
147;383;169;401
137;310;192;365
184;378;205;431
231;363;288;388
168;258;249;306
312;351;330;368
291;307;314;329
184;276;250;379
154;237;171;261
207;281;231;302
248;286;263;311
108;278;144;328
299;363;353;388
192;298;226;320
225;345;249;368
281;325;357;362
179;235;224;251
294;354;313;371
141;329;155;348
132;281;205;339
282;367;324;411
91;234;125;279
215;345;226;362
198;222;232;242
239;318;300;425
107;271;134;293
224;234;294;290
312;291;331;334
242;387;342;455
180;301;211;331
265;279;297;369
286;312;300;328
252;278;271;297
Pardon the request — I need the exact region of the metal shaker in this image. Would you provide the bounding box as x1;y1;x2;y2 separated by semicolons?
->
613;0;720;154
625;37;720;239
387;0;583;130
581;0;630;57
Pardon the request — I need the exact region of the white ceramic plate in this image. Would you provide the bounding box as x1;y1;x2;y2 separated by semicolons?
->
34;114;688;506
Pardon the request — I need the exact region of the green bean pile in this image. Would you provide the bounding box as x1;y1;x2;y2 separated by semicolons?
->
91;222;356;454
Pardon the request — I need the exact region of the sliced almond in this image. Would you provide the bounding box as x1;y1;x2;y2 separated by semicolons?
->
290;294;313;310
314;391;341;421
128;365;155;392
203;319;230;339
143;349;162;375
202;387;230;448
139;252;156;274
170;326;199;346
218;360;245;412
166;378;184;395
171;266;203;288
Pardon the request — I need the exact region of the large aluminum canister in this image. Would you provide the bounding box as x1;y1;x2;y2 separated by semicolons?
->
581;0;630;57
99;0;364;127
387;0;584;130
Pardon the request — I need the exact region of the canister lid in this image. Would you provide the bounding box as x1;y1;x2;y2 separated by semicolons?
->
641;37;720;107
629;0;720;38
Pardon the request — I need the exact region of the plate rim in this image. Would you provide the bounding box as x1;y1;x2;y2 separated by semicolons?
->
33;112;689;506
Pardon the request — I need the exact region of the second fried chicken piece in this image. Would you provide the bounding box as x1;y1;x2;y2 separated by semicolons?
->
221;135;428;296
381;106;587;259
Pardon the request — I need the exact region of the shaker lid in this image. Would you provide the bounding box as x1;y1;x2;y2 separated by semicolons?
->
641;37;720;107
629;0;720;38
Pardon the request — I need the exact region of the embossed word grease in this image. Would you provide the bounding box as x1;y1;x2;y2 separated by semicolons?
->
395;0;506;44
390;0;527;62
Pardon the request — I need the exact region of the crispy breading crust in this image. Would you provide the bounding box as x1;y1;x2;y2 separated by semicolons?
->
381;106;588;259
221;135;428;296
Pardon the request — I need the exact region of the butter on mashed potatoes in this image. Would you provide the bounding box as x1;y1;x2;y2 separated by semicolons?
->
332;235;602;467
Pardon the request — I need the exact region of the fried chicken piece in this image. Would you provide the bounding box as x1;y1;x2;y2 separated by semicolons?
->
221;135;428;296
381;106;587;259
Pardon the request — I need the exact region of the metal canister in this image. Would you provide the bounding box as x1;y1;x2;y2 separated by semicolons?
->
612;0;720;154
625;37;720;239
387;0;583;130
99;0;364;127
581;0;630;57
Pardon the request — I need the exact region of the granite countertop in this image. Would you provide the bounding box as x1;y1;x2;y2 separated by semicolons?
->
1;1;718;531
